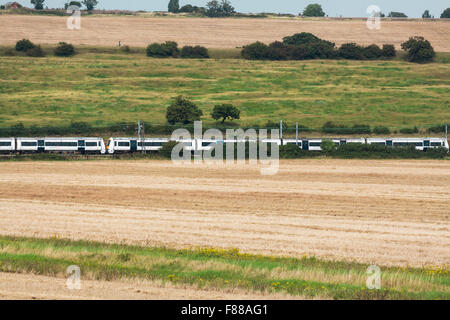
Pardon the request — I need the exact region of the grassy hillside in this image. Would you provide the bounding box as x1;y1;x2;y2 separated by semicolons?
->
0;52;449;132
0;236;448;300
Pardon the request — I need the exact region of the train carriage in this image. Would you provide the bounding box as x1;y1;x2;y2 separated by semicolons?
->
0;138;15;153
16;137;105;154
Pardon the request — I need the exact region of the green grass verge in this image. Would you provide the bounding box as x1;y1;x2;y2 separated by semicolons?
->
0;50;448;131
0;236;448;300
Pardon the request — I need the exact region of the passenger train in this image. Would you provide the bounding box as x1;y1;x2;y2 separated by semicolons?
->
0;137;448;154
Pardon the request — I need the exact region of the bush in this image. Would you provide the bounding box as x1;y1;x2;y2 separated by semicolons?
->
166;96;203;125
321;122;371;134
180;45;209;58
338;43;365;60
388;12;407;18
399;126;419;134
146;41;179;58
401;36;435;63
363;44;383;59
26;45;45;57
241;42;269;60
381;44;396;58
279;144;318;159
211;104;240;123
159;141;179;159
205;0;235;17
373;126;391;134
321;139;337;153
54;42;76;57
15;39;35;52
427;125;445;133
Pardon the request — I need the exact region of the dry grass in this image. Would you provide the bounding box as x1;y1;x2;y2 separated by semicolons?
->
0;15;449;51
0;159;448;267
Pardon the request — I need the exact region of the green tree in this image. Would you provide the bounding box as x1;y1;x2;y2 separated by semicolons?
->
206;0;234;17
166;96;203;125
168;0;179;13
401;36;435;63
441;8;450;18
388;12;407;18
422;10;431;18
302;4;325;17
65;1;82;9
82;0;98;11
30;0;45;10
211;104;240;123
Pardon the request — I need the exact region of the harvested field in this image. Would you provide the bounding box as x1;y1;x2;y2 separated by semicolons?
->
0;15;449;51
0;159;449;268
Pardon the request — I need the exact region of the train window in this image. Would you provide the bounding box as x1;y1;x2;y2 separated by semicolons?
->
21;142;37;147
202;142;213;147
85;142;97;147
0;142;11;146
45;142;78;147
118;142;130;147
431;142;442;147
310;142;322;147
138;142;164;147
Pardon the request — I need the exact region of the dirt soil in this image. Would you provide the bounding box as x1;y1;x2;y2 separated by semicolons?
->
1;15;449;51
0;159;449;268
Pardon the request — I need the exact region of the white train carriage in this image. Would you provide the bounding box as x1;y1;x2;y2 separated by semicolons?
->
0;138;15;153
107;138;193;154
367;138;449;151
16;137;105;154
283;138;365;151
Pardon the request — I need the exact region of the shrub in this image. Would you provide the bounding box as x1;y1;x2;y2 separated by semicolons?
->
54;42;76;57
180;45;209;58
321;139;337;153
399;126;419;134
401;36;435;63
373;126;391;134
388;12;407;18
363;44;383;59
26;45;45;57
146;41;179;58
166;96;203;125
321;122;371;134
241;42;269;60
427;125;445;133
266;41;289;60
338;43;365;60
159;141;179;159
279;144;317;159
211;104;240;123
15;39;35;52
381;44;396;58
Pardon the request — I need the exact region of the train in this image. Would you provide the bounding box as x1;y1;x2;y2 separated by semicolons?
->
0;137;448;154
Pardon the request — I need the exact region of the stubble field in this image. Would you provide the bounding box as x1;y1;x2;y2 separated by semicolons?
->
1;15;449;51
0;159;448;299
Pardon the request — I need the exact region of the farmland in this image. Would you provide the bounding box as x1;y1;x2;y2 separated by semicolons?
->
0;53;449;130
0;160;448;299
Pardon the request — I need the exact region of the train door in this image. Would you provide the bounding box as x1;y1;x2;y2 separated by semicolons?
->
37;140;44;153
386;140;393;147
130;140;137;152
78;140;85;154
302;139;309;151
424;140;430;150
340;139;347;145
